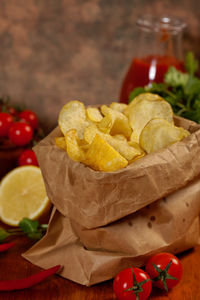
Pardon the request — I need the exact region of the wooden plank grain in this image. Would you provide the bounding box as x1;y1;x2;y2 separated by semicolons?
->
0;235;199;300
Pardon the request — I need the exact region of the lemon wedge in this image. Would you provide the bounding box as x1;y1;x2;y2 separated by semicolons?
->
0;166;50;226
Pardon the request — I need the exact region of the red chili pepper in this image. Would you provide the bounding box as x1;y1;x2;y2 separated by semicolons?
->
0;265;61;291
0;242;15;252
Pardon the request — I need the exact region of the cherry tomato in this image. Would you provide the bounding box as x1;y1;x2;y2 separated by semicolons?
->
18;149;39;166
113;267;152;300
19;110;38;130
145;252;182;291
8;107;18;117
9;122;33;146
0;112;14;137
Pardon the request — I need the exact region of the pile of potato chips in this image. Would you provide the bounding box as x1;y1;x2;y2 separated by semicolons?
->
56;93;190;172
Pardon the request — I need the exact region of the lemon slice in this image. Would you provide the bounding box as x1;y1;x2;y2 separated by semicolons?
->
0;166;50;226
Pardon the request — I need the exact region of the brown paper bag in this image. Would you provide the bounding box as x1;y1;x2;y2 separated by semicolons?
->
32;116;200;229
23;116;200;285
23;177;200;286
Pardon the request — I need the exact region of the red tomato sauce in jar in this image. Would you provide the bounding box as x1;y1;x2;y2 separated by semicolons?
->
120;55;184;104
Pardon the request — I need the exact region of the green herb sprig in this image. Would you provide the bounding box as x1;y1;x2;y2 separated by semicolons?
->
129;52;200;123
0;218;48;243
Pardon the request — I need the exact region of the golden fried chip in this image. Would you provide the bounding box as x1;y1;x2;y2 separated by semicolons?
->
58;100;89;139
113;134;127;142
55;137;66;150
106;137;142;162
98;114;113;133
86;107;103;123
126;94;173;142
84;126;140;161
124;93;165;117
99;105;132;138
140;118;190;153
128;140;145;153
130;152;146;163
84;126;140;162
85;135;128;172
79;144;90;151
84;125;102;144
109;102;128;113
100;105;110;116
65;129;86;162
126;92;163;110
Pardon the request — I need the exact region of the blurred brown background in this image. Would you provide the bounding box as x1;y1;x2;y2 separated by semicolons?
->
0;0;199;131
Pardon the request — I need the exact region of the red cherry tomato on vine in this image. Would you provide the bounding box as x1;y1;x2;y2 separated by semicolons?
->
18;149;39;166
0;112;13;137
113;267;152;300
19;110;38;130
145;252;182;291
9;122;33;146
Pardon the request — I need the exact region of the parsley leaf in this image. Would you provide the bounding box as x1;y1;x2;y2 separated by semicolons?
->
164;67;188;87
184;76;200;95
19;218;43;240
185;51;199;75
0;228;10;243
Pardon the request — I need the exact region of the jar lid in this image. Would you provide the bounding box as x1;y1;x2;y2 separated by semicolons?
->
137;15;187;34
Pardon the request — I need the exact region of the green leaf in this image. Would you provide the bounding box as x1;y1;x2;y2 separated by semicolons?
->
19;218;39;235
19;218;47;240
27;231;43;240
184;76;200;95
164;66;188;87
129;87;146;103
185;52;199;75
0;228;10;243
148;82;167;93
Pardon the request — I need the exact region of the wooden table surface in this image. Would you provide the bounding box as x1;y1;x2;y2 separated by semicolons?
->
0;234;199;300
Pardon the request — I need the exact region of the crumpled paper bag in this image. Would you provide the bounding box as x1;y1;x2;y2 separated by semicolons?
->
28;116;200;229
23;116;200;285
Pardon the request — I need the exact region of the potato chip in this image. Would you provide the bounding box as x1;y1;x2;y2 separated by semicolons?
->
85;134;128;172
86;107;103;123
128;140;144;153
58;100;89;139
126;92;163;111
126;94;173;142
65;129;86;162
106;137;142;162
56;98;189;172
55;137;66;150
84;125;102;144
99;105;132;138
79;144;90;151
98;114;113;134
84;126;141;162
130;152;146;163
124;93;165;117
140;118;190;153
109;102;128;113
113;134;127;142
100;105;110;116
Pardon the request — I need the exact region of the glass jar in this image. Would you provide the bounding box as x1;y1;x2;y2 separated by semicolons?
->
119;15;186;103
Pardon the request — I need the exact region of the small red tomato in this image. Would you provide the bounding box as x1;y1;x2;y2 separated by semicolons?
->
9;122;33;146
19;110;38;130
0;112;13;137
8;107;18;117
145;252;182;292
18;149;39;166
113;267;152;300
